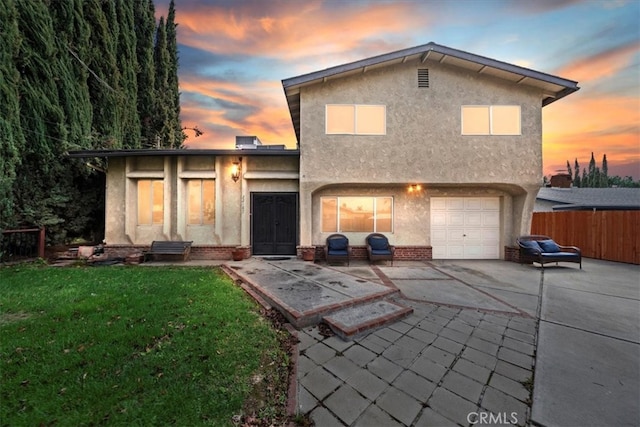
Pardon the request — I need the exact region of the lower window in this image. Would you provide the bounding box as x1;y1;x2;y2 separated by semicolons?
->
187;180;214;225
138;180;164;225
321;197;393;233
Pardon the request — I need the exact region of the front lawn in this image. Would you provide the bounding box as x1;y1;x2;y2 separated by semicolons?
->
0;264;292;426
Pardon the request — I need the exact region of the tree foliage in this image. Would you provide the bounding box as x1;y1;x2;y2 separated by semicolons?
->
1;1;183;243
565;153;639;188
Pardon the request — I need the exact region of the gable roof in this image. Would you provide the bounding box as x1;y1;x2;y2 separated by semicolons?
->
537;187;640;211
282;42;580;143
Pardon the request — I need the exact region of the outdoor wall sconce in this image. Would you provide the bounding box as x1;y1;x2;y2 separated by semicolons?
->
408;184;422;193
231;157;242;182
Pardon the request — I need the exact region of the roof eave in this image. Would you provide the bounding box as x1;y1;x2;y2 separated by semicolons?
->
67;149;300;158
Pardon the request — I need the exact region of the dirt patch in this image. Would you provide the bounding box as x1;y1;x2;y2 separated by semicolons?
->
0;311;32;325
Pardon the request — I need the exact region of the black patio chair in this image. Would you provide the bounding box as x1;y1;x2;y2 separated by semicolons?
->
366;233;395;266
324;234;352;266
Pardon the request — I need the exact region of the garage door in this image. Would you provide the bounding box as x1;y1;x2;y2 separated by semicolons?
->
430;197;500;259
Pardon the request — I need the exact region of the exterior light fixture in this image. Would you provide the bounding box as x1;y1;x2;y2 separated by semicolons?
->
408;184;422;193
231;157;242;182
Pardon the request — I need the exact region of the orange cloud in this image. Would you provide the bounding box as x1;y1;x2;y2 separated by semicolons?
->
179;76;296;149
543;92;640;176
174;1;425;64
554;40;640;83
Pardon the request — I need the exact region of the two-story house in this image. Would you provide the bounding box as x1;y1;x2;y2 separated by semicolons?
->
70;42;579;261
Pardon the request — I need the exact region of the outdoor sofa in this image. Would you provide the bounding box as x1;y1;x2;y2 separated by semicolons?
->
516;235;581;269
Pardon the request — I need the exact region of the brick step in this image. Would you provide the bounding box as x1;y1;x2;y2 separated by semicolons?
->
323;300;413;341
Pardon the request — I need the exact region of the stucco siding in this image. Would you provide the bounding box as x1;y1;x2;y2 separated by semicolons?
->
103;154;299;250
299;60;543;188
297;59;544;252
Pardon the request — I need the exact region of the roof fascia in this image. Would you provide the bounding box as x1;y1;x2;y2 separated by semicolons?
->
67;149;300;158
282;42;579;95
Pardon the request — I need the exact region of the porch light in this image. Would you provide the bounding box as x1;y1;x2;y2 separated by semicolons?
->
231;157;242;182
408;184;422;193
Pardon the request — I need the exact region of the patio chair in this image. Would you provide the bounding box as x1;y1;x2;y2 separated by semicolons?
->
366;233;395;266
324;234;352;266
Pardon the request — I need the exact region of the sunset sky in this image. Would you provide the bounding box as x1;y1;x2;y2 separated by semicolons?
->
156;0;640;179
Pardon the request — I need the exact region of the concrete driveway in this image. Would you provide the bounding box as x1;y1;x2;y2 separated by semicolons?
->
530;259;639;427
292;257;639;426
206;254;640;425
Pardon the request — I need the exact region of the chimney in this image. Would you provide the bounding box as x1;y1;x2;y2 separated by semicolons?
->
550;174;572;188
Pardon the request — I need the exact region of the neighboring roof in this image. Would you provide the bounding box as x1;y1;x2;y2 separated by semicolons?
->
67;148;300;158
282;42;580;143
537;187;640;211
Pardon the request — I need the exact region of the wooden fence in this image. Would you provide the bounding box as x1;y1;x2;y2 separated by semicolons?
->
531;211;639;264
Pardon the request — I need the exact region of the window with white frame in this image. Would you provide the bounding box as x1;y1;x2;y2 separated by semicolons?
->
137;179;164;225
461;105;521;135
187;179;214;225
321;196;393;232
326;104;386;135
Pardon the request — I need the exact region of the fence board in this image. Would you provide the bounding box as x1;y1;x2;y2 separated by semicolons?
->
531;211;639;264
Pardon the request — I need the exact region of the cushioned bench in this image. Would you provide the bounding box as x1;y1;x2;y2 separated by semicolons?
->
516;235;581;269
144;241;193;262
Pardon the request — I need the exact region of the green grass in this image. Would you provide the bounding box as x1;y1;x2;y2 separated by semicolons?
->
0;264;290;426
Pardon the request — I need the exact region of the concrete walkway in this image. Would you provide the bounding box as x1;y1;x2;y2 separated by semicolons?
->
227;257;639;426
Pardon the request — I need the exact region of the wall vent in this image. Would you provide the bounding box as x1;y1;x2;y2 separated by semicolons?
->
418;69;429;88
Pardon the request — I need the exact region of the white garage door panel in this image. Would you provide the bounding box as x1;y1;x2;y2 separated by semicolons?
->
448;198;465;210
465;212;483;227
431;197;500;259
432;212;448;226
465;199;483;210
483;198;500;210
483;212;500;226
448;212;465;226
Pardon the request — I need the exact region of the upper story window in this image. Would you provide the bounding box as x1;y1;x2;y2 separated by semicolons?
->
321;196;393;233
326;104;386;135
461;105;521;135
187;179;214;225
137;179;163;225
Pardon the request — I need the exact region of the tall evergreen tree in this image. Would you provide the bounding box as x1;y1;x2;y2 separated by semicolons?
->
135;0;157;147
573;159;581;187
601;154;609;188
12;0;72;241
2;0;186;243
0;0;24;229
152;16;172;148
84;0;121;147
165;0;185;147
566;160;572;179
587;152;596;188
115;0;141;148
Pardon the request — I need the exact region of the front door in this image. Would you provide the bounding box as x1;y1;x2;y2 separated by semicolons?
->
251;193;298;255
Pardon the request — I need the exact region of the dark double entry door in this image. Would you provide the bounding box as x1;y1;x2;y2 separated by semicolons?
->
251;193;298;255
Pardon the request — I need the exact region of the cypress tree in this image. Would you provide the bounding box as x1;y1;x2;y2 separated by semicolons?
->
0;0;24;228
84;0;121;148
601;154;609;188
115;0;141;148
2;0;185;243
153;16;172;148
566;160;572;179
12;0;71;241
573;159;581;187
166;0;185;147
135;0;157;147
587;152;596;187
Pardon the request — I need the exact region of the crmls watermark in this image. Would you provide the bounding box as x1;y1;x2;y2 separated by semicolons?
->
467;411;519;425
